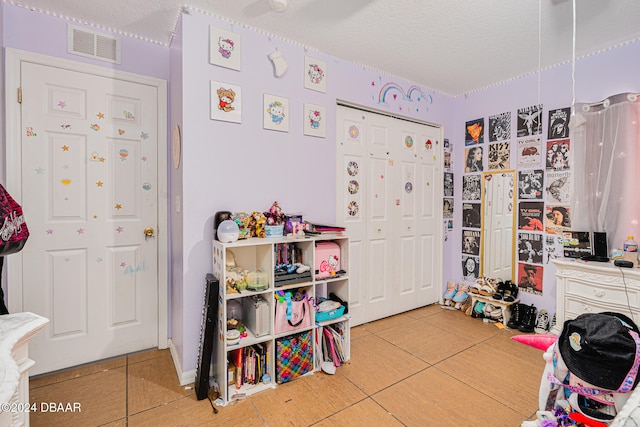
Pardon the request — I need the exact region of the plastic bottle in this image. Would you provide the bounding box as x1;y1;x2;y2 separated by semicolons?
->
623;235;638;265
624;236;638;252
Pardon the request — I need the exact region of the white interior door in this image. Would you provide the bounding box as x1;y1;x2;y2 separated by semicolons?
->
18;61;160;375
337;104;443;325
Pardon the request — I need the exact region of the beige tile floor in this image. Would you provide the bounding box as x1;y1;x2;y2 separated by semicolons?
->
28;305;544;426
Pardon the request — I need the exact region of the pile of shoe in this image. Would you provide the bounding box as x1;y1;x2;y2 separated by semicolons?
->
506;303;537;332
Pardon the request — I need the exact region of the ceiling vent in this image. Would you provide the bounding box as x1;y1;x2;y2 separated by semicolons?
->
67;25;121;64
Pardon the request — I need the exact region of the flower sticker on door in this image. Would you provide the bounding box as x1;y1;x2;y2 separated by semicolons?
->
348;180;359;194
348;201;359;217
209;25;242;71
303;103;326;138
347;161;359;176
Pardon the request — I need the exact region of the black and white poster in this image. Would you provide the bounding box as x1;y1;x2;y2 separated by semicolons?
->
518;169;544;200
462;255;480;280
465;118;484;146
462;203;481;228
488;112;511;142
517;104;543;137
488;142;510;170
464;146;484;173
545;235;564;264
517;137;542;168
444;151;452;171
546;139;570;171
517;232;543;264
545;171;571;204
462;175;481;201
462;229;481;256
518;201;544;231
548;107;571;140
443;198;454;218
444;172;454;197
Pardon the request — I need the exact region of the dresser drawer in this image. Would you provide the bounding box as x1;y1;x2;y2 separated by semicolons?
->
564;294;637;322
564;278;640;307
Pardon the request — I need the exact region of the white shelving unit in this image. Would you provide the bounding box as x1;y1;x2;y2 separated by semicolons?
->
212;234;350;405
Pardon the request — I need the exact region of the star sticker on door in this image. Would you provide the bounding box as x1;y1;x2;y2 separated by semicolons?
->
96;181;103;187
115;203;122;210
97;112;104;119
61;145;69;151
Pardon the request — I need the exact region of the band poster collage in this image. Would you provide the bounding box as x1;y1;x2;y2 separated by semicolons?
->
449;104;571;297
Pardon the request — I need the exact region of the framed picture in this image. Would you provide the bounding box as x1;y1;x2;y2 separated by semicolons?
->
263;94;289;132
210;81;242;123
303;103;326;137
209;25;241;71
304;56;326;93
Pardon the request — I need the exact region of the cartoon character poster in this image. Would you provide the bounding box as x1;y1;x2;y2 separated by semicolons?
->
548;107;571;140
210;81;242;123
209;25;242;71
518;169;544;200
488;112;511;142
517;262;543;296
263;94;289;131
303;103;325;137
465;118;484;146
517;104;543;137
304;56;327;93
518;201;544;231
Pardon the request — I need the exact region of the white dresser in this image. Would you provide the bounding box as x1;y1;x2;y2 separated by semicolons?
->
551;259;640;334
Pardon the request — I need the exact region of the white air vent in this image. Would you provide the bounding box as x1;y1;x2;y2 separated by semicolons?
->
67;25;121;64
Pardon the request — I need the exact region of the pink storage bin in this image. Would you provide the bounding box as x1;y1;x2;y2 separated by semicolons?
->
315;242;340;279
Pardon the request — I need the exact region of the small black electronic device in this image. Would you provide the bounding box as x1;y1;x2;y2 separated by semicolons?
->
581;255;610;262
614;259;634;268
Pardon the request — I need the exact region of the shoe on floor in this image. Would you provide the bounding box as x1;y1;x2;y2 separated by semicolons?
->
518;304;537;333
534;309;550;334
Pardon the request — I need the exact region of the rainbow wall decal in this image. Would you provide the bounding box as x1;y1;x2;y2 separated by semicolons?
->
378;82;433;107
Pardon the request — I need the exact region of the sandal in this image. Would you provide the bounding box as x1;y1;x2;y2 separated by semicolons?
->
478;279;499;296
470;277;485;294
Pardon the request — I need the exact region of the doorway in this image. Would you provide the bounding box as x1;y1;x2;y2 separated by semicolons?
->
5;49;168;375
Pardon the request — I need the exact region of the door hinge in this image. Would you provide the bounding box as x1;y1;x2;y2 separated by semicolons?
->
17;87;22;103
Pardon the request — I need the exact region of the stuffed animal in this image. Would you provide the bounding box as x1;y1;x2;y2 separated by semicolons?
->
250;211;267;238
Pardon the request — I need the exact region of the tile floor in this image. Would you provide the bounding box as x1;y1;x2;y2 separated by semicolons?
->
28;304;544;426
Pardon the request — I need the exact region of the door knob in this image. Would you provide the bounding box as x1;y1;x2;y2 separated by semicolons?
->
144;227;155;240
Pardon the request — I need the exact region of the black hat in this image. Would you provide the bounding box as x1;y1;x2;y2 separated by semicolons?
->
559;312;640;391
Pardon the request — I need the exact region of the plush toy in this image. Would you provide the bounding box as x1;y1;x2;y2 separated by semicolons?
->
265;201;285;226
250;211;267;238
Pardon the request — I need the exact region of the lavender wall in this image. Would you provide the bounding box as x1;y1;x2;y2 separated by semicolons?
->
2;5;169;81
175;10;455;373
453;41;640;316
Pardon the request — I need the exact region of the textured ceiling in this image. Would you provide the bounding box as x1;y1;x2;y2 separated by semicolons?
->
10;0;640;96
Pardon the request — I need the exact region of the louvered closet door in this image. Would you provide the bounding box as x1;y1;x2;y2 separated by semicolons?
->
337;104;443;325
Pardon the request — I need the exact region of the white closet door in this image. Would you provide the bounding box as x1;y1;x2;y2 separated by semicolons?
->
337;105;443;325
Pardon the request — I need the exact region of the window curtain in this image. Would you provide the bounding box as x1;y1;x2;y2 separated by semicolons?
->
571;93;640;252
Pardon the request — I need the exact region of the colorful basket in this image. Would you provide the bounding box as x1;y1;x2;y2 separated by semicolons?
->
276;330;312;383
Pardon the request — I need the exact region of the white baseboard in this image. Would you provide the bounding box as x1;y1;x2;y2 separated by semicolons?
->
168;339;196;386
